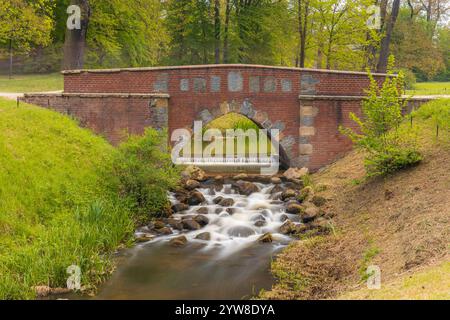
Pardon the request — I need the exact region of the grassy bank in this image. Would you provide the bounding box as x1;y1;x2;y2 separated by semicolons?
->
339;261;450;300
262;99;449;300
406;82;449;95
0;98;177;299
0;73;63;92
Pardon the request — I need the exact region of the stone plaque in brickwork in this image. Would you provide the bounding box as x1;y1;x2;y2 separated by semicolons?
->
153;106;168;129
180;79;189;92
299;144;313;155
153;73;169;92
228;71;243;92
263;77;276;93
301;116;314;126
249;76;260;93
193;78;207;93
210;76;221;92
281;79;292;92
301;74;320;94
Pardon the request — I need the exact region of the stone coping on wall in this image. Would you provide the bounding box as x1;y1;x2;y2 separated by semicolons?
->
298;94;438;101
61;63;394;77
23;92;170;99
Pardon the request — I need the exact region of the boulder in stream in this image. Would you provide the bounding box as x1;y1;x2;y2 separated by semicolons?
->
182;219;202;230
135;233;155;243
281;189;298;201
301;205;320;223
270;184;284;194
181;165;206;181
279;220;296;234
169;235;188;247
226;208;236;215
195;232;211;241
185;179;200;190
213;196;224;204
258;233;273;243
270;177;282;184
233;180;259;196
194;215;209;226
196;207;209;215
187;191;206;206
286;203;305;215
156;227;173;235
283;167;309;180
297;186;313;202
311;195;327;207
172;203;189;213
233;173;248;180
218;198;235;207
153;220;166;230
167;218;183;230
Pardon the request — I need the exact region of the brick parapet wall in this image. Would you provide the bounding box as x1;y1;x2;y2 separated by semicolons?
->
24;64;432;171
21;93;169;145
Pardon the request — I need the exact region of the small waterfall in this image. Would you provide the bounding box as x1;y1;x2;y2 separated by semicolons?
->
136;180;299;257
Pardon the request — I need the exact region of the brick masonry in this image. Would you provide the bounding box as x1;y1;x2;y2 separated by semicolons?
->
22;64;399;171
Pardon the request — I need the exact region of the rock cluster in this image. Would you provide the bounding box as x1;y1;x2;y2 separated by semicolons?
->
136;166;333;247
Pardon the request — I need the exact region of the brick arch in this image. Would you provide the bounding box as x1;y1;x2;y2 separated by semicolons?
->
194;99;296;168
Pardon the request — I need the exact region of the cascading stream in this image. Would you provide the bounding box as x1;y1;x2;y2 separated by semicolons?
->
137;182;298;257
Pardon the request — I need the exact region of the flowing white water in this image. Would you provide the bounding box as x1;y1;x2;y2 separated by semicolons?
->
138;182;297;258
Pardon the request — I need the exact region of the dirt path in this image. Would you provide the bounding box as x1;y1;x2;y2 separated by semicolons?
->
0;91;62;100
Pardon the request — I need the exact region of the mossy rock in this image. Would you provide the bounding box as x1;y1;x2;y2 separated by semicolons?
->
311;195;327;207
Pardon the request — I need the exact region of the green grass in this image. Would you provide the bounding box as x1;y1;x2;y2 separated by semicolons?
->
359;243;380;282
0;98;135;299
413;98;450;134
0;73;63;92
406;82;450;95
205;112;260;132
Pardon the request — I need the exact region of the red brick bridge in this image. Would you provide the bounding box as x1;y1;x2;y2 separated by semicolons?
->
22;64;400;171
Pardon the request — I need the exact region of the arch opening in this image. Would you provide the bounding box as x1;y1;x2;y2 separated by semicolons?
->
177;112;290;172
205;112;290;169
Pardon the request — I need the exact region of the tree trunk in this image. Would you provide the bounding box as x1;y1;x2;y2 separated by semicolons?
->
62;0;91;70
297;0;302;67
8;39;13;79
223;0;231;63
365;0;387;71
406;0;415;19
315;45;323;69
297;0;309;68
376;0;400;73
214;0;221;64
